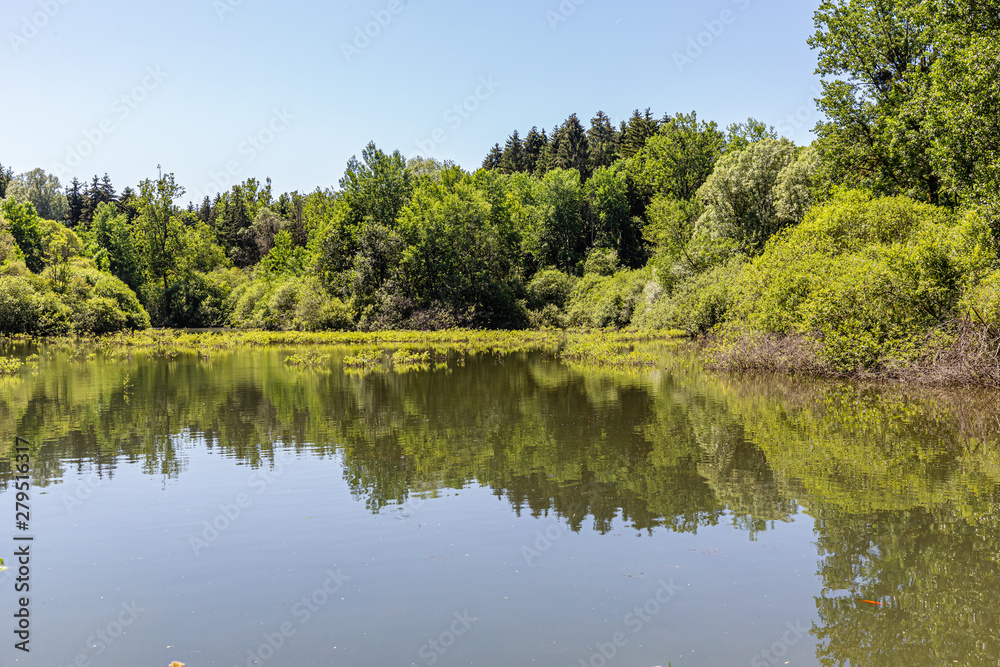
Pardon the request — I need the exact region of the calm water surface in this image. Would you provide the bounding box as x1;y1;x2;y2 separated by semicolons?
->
1;340;998;666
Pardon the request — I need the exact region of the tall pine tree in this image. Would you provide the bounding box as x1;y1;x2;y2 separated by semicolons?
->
0;162;12;199
500;130;525;173
66;177;85;227
620;108;660;158
554;114;591;179
523;127;548;175
482;143;503;170
588;111;620;171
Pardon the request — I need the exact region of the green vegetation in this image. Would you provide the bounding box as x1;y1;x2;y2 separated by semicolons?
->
2;2;999;383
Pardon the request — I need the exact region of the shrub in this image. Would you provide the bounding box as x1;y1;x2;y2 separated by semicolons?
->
93;274;150;330
636;257;745;335
230;280;271;328
80;296;129;334
566;268;651;329
583;247;620;277
0;275;39;333
961;270;1000;323
726;190;998;372
526;268;577;309
294;278;353;331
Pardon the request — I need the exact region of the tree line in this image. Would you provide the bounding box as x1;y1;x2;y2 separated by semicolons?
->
2;0;1000;377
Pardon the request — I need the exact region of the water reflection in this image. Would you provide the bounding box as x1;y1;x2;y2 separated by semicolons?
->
1;341;999;664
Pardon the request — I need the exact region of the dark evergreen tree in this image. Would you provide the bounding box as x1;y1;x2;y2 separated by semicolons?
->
0;162;12;199
80;175;102;225
197;196;213;224
482;143;503;170
500;130;525;174
119;187;140;222
66;177;85;228
588;111;620;170
554;114;591;179
100;173;117;203
533;125;561;177
620;108;660;158
275;191;307;245
523;127;548;175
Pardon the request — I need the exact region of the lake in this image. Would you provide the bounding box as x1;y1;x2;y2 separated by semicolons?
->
1;334;998;666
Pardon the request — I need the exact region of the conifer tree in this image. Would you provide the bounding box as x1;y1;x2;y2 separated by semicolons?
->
523;127;548;175
482;143;503;170
588;111;620;170
500;130;525;173
66;177;85;228
554;114;591;179
620;108;660;158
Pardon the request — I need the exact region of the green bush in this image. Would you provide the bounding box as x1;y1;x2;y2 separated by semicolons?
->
728;190;998;371
294;277;353;331
526;268;577;309
230;280;271;328
566;267;651;328
583;247;620;277
636;257;745;335
961;270;1000;323
93;274;150;330
229;276;355;331
0;275;40;333
80;296;129;334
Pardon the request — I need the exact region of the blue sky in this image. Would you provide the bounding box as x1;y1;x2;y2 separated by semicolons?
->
2;0;823;203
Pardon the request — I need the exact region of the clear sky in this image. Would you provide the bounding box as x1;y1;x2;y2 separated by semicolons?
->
2;0;823;203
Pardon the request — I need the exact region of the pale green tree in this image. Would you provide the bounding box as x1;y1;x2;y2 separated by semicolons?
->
7;168;68;222
695;138;799;252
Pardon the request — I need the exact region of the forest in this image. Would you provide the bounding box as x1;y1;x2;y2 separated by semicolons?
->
3;0;1000;377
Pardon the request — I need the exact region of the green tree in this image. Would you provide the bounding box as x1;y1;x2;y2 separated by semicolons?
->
6;168;68;222
806;0;999;204
619;108;660;159
90;202;145;291
695;138;800;253
214;178;273;267
339;141;413;231
482;143;503;171
530;169;587;273
587;111;620;170
927;33;1000;221
136;172;185;307
554;114;591;179
624;112;726;203
397;172;522;326
586;167;644;267
0;198;44;272
66;178;85;227
500;130;526;174
725;117;778;153
0;162;12;199
523;127;548;175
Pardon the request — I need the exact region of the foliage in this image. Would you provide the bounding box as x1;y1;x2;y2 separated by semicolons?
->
565;267;651;329
229;276;352;331
695;138;799;253
6;168;68;222
622;112;726;203
527;268;577;310
1;198;44;272
635;256;746;335
728;191;998;371
582;247;619;277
